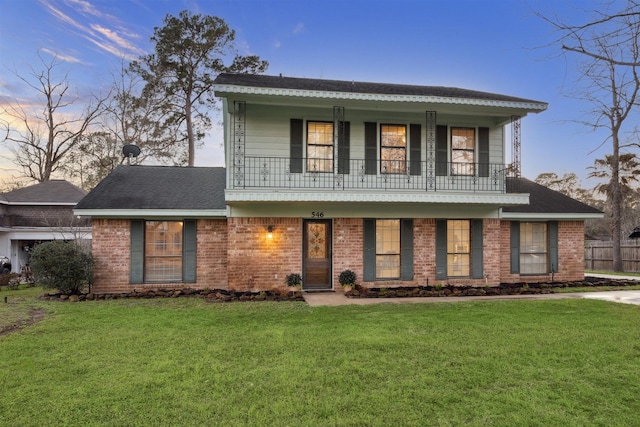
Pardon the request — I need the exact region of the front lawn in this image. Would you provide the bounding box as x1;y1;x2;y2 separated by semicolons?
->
1;289;639;426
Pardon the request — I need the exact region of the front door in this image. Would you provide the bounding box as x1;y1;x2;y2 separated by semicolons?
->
303;220;332;290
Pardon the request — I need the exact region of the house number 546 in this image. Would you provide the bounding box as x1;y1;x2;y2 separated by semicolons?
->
312;211;325;218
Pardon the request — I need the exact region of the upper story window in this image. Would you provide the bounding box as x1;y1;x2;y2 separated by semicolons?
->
380;124;406;174
307;121;334;172
451;127;475;176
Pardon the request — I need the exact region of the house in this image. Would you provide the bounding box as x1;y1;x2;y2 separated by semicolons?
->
74;74;602;294
0;180;91;273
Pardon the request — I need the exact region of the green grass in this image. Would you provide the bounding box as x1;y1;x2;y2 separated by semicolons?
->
1;290;640;426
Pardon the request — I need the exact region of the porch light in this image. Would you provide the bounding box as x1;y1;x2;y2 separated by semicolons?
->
267;226;274;240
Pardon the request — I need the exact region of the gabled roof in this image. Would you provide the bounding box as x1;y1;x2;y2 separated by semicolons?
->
0;180;86;205
213;73;548;112
74;165;226;216
504;177;603;218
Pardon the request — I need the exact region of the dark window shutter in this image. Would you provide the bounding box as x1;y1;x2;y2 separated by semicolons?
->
472;219;484;278
436;125;448;176
478;127;489;177
549;221;559;273
290;119;303;173
436;219;447;280
130;220;144;284
338;121;350;174
364;122;377;175
363;219;376;281
182;220;197;283
510;222;520;274
409;124;421;176
401;219;414;280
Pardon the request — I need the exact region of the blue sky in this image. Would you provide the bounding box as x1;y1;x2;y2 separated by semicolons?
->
0;0;626;185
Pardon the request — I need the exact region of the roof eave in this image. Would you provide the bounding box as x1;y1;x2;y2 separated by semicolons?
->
213;85;548;113
500;212;604;220
73;208;228;218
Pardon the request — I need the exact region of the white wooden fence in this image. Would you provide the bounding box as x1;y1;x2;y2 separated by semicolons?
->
584;239;640;272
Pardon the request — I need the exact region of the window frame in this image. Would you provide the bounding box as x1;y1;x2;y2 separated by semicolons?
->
446;219;471;278
375;219;401;279
130;219;196;285
450;127;476;176
380;124;407;174
144;220;184;283
306;120;334;173
519;222;549;275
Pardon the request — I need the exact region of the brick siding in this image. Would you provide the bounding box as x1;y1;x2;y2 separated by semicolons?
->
500;220;585;283
227;217;302;291
91;218;228;293
90;217;587;293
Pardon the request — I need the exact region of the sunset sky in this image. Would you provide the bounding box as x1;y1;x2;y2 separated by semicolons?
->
0;0;627;186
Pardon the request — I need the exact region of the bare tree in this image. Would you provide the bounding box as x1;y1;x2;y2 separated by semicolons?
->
1;54;107;182
65;63;186;190
538;1;640;271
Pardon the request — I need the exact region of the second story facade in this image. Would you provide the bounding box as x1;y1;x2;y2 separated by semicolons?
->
213;73;548;207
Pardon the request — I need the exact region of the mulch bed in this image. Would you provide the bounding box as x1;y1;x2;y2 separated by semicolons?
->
39;288;305;302
345;277;639;298
35;277;639;302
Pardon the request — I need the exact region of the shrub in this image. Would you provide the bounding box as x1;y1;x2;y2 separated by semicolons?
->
29;240;93;294
285;273;302;287
339;269;357;286
0;273;21;290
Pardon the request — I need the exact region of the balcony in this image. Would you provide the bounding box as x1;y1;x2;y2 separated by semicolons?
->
232;157;511;193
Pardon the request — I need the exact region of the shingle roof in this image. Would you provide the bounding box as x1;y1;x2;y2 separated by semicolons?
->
74;165;226;210
0;180;86;204
75;167;600;216
505;177;602;215
213;73;546;106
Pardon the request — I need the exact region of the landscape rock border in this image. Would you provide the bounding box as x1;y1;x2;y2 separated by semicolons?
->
345;277;640;298
36;277;640;302
40;288;304;302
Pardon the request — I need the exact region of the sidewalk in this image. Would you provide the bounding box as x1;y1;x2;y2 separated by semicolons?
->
304;274;640;307
585;273;640;281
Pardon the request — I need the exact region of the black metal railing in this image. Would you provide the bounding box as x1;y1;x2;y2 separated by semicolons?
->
233;157;509;192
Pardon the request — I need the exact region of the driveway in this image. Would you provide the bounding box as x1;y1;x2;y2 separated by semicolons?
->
581;291;640;305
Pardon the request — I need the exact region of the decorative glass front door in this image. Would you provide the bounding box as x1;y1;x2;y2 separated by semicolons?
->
303;220;332;290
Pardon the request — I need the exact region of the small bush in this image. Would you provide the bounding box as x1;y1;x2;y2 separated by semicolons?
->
339;269;357;286
0;273;21;290
285;273;302;287
29;240;93;294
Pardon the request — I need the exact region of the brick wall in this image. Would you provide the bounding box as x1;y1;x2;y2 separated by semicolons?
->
227;217;302;291
195;219;229;288
413;218;436;286
91;218;130;293
91;218;228;293
500;220;586;283
333;218;363;287
91;217;588;293
556;220;586;281
482;219;501;285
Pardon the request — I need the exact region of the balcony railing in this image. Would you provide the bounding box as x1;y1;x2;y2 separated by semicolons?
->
233;157;510;192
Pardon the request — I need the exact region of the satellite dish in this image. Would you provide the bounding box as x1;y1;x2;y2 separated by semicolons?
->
122;144;141;158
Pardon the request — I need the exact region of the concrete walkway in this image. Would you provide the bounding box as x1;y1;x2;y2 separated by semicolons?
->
303;273;640;307
303;290;640;307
